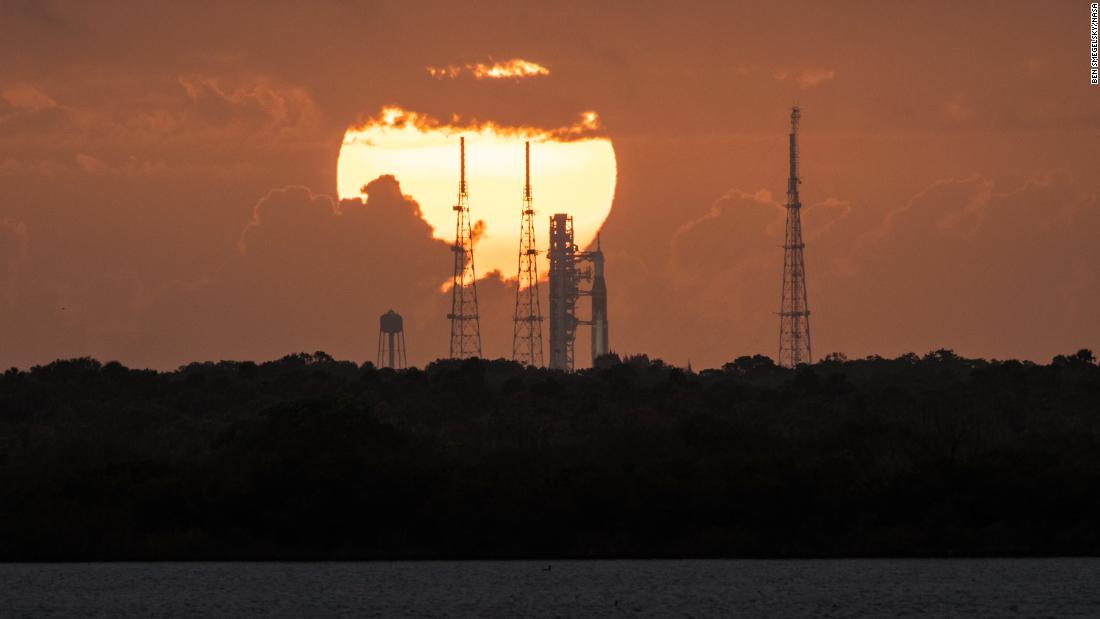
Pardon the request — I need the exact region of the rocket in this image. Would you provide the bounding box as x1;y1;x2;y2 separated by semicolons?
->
590;234;609;363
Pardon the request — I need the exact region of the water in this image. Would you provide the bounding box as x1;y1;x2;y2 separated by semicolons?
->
2;559;1099;617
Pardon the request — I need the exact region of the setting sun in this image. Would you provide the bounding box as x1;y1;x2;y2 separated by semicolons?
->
337;107;617;279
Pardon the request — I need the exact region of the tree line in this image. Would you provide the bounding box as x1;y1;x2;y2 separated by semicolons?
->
1;348;1098;559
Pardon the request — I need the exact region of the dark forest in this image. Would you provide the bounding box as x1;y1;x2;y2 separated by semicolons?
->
1;349;1098;560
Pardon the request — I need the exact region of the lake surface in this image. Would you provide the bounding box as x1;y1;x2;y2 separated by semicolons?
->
2;559;1099;617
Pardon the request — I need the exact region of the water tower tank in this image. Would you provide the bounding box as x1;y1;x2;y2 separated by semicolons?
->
380;310;403;334
377;310;406;369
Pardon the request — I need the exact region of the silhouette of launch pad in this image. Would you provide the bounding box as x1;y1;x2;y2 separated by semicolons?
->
548;214;608;372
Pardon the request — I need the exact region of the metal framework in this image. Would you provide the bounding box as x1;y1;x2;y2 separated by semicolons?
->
548;214;578;371
448;136;482;358
512;141;544;366
548;214;609;371
377;309;406;369
778;106;812;367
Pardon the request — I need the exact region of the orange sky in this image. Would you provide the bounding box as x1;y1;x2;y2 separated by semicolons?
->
1;1;1097;369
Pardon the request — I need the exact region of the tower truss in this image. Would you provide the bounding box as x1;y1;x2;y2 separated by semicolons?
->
512;141;544;366
548;214;609;372
778;106;812;367
448;136;482;358
548;214;579;371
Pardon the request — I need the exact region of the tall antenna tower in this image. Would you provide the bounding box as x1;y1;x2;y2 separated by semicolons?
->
512;141;544;366
778;106;812;367
448;136;482;358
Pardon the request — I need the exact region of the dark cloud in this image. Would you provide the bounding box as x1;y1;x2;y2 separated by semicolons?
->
153;176;457;366
0;175;461;368
177;76;321;135
661;189;853;364
661;171;1100;364
834;173;1100;359
0;0;68;28
470;219;486;245
671;189;784;283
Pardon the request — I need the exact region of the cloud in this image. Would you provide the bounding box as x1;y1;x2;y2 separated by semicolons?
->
797;68;836;88
863;174;993;245
347;105;604;143
837;172;1100;357
666;187;852;349
75;152;109;174
431;268;533;361
773;68;836;88
661;189;788;357
802;198;852;241
141;175;558;366
238;185;336;255
0;175;468;368
0;0;68;28
427;59;550;80
177;76;321;133
671;189;783;283
0;82;72;139
157;175;460;364
1;83;57;111
0;2;1096;372
470;219;486;245
671;189;851;282
0;75;326;184
660;172;1100;364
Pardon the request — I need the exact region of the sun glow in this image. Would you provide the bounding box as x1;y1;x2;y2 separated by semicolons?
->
337;107;617;280
427;59;551;80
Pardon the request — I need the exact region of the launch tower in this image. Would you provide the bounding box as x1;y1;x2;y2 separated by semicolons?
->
548;214;609;371
512;141;544;366
778;107;812;367
448;137;482;358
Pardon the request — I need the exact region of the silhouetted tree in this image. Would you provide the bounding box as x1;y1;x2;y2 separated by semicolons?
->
1;348;1098;560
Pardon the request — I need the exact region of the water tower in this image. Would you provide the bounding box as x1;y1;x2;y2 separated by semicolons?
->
377;310;406;369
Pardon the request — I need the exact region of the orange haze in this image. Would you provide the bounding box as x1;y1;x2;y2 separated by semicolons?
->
0;2;1097;369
